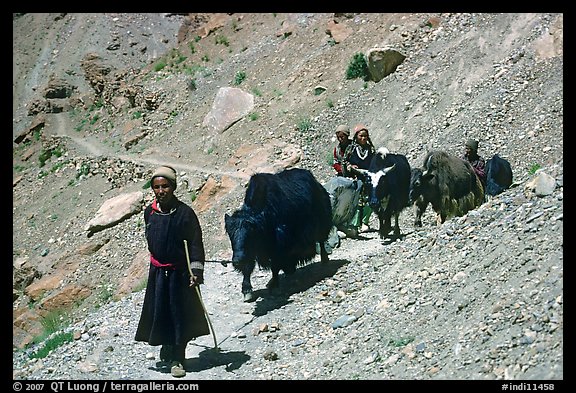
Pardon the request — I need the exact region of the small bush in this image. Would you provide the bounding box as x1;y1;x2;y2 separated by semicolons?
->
297;118;312;132
38;149;52;167
29;332;73;359
77;162;90;178
234;70;246;85
388;337;414;348
215;35;229;46
154;61;167;72
34;309;70;344
188;78;197;91
528;163;541;175
346;53;370;81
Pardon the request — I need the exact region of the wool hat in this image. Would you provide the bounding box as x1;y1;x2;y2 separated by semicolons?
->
151;165;177;188
353;123;368;133
465;139;479;151
335;125;350;136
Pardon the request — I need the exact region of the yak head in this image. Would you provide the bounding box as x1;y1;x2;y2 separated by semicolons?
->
409;167;437;204
356;164;397;212
409;167;424;204
224;209;262;271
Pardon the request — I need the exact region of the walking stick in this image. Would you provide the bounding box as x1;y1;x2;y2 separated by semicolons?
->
183;240;218;350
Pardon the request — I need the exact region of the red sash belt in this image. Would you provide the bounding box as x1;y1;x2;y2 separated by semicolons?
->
150;254;175;269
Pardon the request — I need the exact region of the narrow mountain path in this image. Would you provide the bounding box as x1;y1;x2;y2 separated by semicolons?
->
51;112;250;180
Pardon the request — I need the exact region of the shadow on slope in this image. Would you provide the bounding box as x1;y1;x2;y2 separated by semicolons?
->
251;258;349;317
149;348;250;374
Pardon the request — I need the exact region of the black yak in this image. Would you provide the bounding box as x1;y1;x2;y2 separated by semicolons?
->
224;168;333;302
409;150;484;226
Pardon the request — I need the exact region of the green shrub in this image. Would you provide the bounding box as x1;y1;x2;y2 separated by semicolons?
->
215;35;229;46
346;53;369;81
29;332;73;359
297;118;312;132
188;78;197;91
154;61;167;72
234;70;246;85
528;163;541;175
77;162;90;178
34;309;70;344
388;337;414;348
38;149;52;167
75;119;87;132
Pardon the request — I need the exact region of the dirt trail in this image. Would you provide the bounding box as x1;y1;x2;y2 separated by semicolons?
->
52;112;249;180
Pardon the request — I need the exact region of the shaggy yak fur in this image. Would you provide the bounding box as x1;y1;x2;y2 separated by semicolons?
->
409;150;484;226
224;168;333;302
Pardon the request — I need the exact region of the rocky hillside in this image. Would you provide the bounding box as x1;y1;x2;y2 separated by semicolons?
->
12;13;563;380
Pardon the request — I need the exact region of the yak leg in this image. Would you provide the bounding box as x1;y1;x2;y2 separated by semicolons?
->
241;263;256;303
319;241;329;263
393;212;401;236
413;199;427;227
379;211;392;239
266;265;281;290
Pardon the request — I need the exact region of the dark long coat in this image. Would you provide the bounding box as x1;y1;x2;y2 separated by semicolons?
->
134;198;210;346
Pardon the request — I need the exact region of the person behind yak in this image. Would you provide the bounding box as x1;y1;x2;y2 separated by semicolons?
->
332;124;352;176
345;124;376;233
462;138;486;188
134;165;210;378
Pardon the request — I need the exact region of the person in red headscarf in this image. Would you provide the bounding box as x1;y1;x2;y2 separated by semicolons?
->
332;124;352;176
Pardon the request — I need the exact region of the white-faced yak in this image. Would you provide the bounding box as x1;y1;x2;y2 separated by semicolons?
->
353;147;412;239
